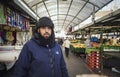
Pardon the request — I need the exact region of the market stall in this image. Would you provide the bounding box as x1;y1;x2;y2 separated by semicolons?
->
0;2;30;72
70;40;86;57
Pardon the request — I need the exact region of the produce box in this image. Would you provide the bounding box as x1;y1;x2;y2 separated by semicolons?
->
86;47;99;54
101;45;120;52
70;44;85;54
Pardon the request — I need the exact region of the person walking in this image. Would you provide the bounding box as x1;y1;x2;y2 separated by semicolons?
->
63;38;71;58
11;17;69;77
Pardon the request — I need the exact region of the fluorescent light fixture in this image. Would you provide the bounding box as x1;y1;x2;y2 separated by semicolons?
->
18;0;37;17
14;0;39;20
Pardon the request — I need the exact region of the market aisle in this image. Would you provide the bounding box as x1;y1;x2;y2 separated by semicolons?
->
62;47;92;77
62;48;120;77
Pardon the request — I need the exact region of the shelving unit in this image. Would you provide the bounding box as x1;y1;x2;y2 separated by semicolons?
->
0;1;31;71
0;1;31;46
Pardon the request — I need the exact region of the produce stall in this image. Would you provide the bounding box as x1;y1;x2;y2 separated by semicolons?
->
102;45;120;68
70;40;86;57
68;6;120;75
0;2;30;73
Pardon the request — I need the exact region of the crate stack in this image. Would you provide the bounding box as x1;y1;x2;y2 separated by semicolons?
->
86;51;101;73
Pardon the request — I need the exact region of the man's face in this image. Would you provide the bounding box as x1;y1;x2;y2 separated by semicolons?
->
38;26;52;39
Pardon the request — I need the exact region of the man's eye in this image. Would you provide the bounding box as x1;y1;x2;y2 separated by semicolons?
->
48;27;51;29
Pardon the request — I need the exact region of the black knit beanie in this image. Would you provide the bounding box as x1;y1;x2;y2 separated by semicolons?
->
36;17;54;29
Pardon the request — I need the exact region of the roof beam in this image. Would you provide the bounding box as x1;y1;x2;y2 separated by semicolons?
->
65;0;89;29
52;19;77;25
81;0;100;9
30;0;47;8
62;0;73;28
50;14;81;21
42;0;51;17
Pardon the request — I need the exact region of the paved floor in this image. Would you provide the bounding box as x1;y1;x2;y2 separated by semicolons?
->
62;47;120;77
62;48;92;77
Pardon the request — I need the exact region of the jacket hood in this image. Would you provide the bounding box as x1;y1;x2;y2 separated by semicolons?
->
32;17;55;48
36;17;54;29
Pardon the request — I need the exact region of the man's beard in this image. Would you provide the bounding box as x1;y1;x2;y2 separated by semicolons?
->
43;32;51;39
39;32;51;44
33;29;55;47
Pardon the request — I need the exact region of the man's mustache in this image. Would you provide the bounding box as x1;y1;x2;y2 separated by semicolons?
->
44;32;50;35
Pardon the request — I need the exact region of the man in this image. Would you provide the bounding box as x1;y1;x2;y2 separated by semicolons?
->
85;36;91;48
63;38;71;58
12;17;69;77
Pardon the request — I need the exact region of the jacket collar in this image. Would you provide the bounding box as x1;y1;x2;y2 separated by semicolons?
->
31;37;55;48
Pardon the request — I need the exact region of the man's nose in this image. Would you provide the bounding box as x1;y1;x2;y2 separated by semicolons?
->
45;27;49;31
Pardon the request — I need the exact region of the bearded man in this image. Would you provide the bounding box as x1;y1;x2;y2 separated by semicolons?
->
12;17;69;77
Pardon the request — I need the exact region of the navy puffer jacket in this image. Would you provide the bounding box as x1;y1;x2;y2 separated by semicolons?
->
12;38;69;77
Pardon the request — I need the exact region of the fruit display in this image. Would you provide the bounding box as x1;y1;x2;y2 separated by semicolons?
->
91;42;100;48
70;40;80;43
70;40;86;54
70;43;86;54
101;45;120;52
70;43;85;48
103;37;120;46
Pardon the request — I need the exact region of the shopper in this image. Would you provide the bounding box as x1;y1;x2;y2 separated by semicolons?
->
63;38;71;58
11;17;69;77
58;38;63;46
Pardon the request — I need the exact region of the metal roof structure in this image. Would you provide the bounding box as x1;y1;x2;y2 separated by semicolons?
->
14;0;113;32
68;8;120;35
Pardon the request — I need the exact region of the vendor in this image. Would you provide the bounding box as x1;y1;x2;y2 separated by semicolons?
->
85;36;91;48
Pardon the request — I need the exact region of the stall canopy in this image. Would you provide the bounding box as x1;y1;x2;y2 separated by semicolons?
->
14;0;113;32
